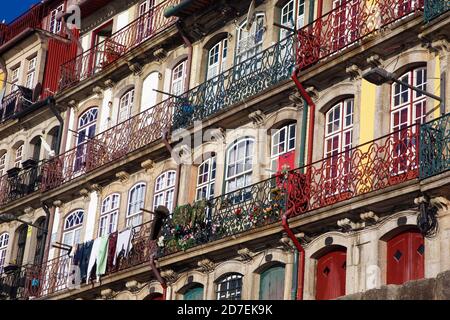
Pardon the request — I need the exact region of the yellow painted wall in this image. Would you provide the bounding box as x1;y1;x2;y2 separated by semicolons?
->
359;79;376;145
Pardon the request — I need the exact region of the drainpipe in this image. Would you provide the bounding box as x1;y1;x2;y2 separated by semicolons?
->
149;255;167;300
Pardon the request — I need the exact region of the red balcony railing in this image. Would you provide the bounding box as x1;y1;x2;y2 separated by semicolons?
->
41;97;175;192
296;0;424;70
20;221;157;299
59;0;180;90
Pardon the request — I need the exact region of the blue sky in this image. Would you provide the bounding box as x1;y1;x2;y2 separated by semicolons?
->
1;1;40;24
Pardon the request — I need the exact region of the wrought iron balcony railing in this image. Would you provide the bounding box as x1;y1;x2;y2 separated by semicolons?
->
0;265;29;300
296;0;424;71
160;124;421;255
0;161;44;207
59;0;180;90
425;0;450;22
420;112;450;179
41;98;174;191
0;87;33;123
172;35;295;129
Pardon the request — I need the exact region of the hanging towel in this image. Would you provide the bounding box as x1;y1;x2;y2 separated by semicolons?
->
73;243;84;266
113;228;133;266
80;240;94;281
106;232;118;272
96;235;109;277
86;238;101;284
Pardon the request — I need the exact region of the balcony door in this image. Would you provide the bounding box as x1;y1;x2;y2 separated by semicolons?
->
316;247;347;300
331;0;360;52
91;21;114;73
137;0;155;43
15;225;28;266
75;108;98;172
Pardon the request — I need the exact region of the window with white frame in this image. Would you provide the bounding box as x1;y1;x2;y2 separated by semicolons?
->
118;89;135;123
154;171;176;212
10;66;20;92
0;233;9;274
139;0;155;15
280;0;305;39
25;56;37;89
271;124;296;174
226;138;254;193
207;39;228;80
14;144;24;168
331;0;359;51
171;60;187;96
99;194;120;237
196;155;216;201
62;210;84;248
127;183;146;227
216;273;243;300
76;108;98;169
324;99;354;179
0;152;6;176
236;14;265;64
49;5;64;34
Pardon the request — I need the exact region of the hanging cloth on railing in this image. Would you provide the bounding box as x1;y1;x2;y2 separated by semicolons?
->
86;237;101;284
106;231;118;273
79;240;94;281
96;235;109;277
113;228;133;266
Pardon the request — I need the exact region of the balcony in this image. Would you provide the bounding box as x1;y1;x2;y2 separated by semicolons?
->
0;265;29;300
296;0;424;71
58;0;180;91
425;0;450;22
0;87;33;123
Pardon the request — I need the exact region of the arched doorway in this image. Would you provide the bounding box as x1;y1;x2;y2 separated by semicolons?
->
315;247;346;300
259;264;285;300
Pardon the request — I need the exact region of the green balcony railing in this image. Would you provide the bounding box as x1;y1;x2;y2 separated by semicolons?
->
420;112;450;179
424;0;450;22
172;35;295;130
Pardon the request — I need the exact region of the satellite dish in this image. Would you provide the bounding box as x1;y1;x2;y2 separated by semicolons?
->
246;0;256;32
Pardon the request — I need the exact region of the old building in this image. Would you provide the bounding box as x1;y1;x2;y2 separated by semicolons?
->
0;0;449;300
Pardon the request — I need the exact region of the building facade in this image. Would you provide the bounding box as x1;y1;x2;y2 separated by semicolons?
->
0;0;449;300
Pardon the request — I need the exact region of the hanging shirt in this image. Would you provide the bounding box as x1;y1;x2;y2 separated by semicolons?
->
96;235;109;277
86;238;102;284
113;228;133;266
106;232;118;273
79;240;94;281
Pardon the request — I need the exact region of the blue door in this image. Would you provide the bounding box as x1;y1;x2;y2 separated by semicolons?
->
184;285;204;300
259;266;285;300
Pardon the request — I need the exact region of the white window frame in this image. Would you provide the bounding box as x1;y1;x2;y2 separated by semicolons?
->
118;89;135;123
127;183;146;227
171;60;187;96
216;273;243;300
99;194;120;237
0;232;9;274
10;66;20;92
270;123;296;173
225;138;254;193
207;39;228;80
236;14;265;63
62;210;84;248
25;56;37;89
280;0;306;39
153;171;176;212
49;5;64;34
196;156;217;201
14;144;24;168
0;153;6;176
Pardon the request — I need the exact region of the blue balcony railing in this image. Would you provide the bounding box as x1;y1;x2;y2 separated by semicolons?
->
424;0;450;22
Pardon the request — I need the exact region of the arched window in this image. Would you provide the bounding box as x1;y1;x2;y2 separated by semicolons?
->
196;155;216;201
226;138;254;193
259;264;285;300
33;217;46;265
280;0;305;39
171;60;187;96
324;98;354;180
62;210;84;247
99;194;120;237
127;183;146;227
76;108;98;170
0;232;9;273
118;89;135;123
30;136;42;162
207;38;228;80
154;171;176;212
15;225;28;266
14;143;24;168
216;273;243;300
271;123;296;174
236;14;265;63
0;151;6;176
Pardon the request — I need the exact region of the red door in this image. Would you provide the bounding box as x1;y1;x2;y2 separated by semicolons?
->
387;230;424;285
316;248;346;300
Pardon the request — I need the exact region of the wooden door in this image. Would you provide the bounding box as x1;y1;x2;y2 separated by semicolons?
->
387;230;424;285
259;266;285;300
316;248;346;300
184;285;204;300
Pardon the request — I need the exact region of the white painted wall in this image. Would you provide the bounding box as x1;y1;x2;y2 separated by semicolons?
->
48;207;61;261
100;89;113;133
116;10;130;32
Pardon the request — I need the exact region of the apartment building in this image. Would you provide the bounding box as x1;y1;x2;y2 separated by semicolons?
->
0;0;449;300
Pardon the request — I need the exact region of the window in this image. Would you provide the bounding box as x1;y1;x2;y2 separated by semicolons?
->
0;152;6;176
139;0;155;15
226;139;254;193
196;155;216;201
331;0;359;51
33;218;46;265
49;5;64;34
280;0;305;39
62;210;84;248
14;144;24;168
25;56;37;89
10;66;20;92
76;108;98;170
236;14;265;64
207;39;228;80
99;194;120;237
154;171;176;212
15;225;28;266
216;273;243;300
171;60;187;96
127;183;146;227
271;124;296;173
0;233;9;274
118;89;135;123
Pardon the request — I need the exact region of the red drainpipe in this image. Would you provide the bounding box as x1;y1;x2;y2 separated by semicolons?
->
150;254;168;300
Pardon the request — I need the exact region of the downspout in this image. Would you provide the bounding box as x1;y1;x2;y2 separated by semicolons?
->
149;255;167;300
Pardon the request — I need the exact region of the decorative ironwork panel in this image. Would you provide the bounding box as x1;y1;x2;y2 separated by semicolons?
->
296;0;424;70
420;113;450;179
59;0;180;90
0;266;29;300
425;0;450;22
172;36;295;129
